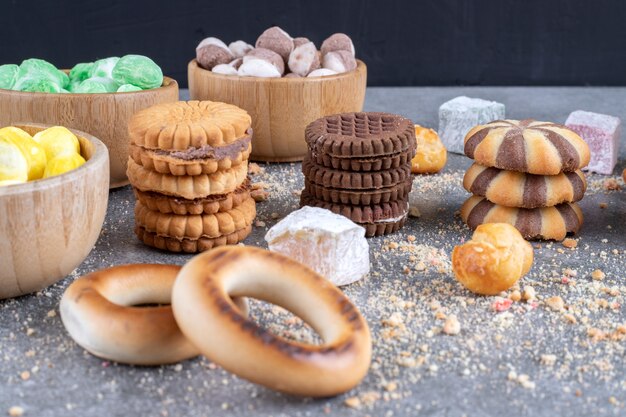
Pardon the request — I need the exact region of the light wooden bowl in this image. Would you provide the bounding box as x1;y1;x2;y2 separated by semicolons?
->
188;60;367;162
0;77;179;188
0;123;109;299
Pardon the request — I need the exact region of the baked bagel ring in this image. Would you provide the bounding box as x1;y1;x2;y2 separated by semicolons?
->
172;246;372;397
60;264;231;365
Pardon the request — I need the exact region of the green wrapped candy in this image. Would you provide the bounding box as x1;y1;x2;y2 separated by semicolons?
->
13;59;66;91
69;62;93;82
22;79;62;93
88;77;119;92
116;84;142;92
74;79;108;94
112;55;163;90
0;64;19;90
89;57;119;79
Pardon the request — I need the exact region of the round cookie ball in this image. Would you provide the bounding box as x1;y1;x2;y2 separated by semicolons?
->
244;48;285;75
229;40;253;58
322;50;357;73
288;41;320;77
255;26;294;62
320;33;355;57
196;37;234;70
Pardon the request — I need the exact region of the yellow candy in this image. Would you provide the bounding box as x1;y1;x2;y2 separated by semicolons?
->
0;179;26;186
0;127;47;180
33;126;80;161
43;152;86;178
0;138;28;184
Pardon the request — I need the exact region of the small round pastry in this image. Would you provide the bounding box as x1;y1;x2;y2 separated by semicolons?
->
411;124;447;174
452;223;533;295
464;119;591;175
464;163;587;208
320;33;355;57
172;246;372;397
288;41;320;77
242;48;285;75
255;26;294;62
322;50;356;74
196;37;234;70
59;264;203;365
460;195;583;241
228;40;253;58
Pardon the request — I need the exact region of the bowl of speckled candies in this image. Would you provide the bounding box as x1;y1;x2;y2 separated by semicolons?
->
188;27;367;162
0;55;179;187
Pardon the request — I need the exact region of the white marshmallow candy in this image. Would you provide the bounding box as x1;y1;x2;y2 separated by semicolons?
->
307;68;338;77
322;50;357;74
288;41;320;77
238;59;281;78
228;40;253;58
212;64;238;75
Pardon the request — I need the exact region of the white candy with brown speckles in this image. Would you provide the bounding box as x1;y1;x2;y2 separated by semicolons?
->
228;40;253;58
322;50;356;73
196;37;234;70
320;33;355;57
288;41;320;77
255;26;294;62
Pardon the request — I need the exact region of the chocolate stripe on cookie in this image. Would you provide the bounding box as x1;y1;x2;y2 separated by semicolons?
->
496;127;527;171
555;204;580;233
565;171;585;201
464;126;495;158
522;174;547;208
515;208;542;237
533;127;580;172
469;166;500;195
466;198;494;229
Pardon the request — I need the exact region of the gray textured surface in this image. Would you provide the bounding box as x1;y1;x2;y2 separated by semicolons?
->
1;87;625;417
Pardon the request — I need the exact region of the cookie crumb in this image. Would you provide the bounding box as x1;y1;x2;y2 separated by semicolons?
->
546;296;564;311
442;315;461;335
591;269;605;281
562;238;577;249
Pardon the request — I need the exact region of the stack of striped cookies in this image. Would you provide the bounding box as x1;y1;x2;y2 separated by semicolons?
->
460;119;591;241
126;100;256;252
301;112;416;237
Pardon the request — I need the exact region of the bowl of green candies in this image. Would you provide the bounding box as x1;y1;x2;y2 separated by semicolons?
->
0;55;179;187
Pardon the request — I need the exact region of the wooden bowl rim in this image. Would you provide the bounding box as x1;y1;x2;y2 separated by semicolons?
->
189;59;366;83
0;123;109;196
0;76;178;97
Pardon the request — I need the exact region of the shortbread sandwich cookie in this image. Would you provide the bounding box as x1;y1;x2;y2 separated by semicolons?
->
305;112;416;170
302;157;412;190
464;163;587;208
300;191;409;237
460;195;583;241
135;196;256;240
135;224;253;253
133;180;251;215
304;178;412;206
129;139;252;176
127;158;248;200
464;119;591;175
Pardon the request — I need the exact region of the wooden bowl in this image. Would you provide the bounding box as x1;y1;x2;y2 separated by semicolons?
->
0;77;179;188
188;60;367;162
0;123;109;299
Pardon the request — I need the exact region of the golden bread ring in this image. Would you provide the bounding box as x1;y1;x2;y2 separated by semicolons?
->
172;246;372;397
60;264;246;365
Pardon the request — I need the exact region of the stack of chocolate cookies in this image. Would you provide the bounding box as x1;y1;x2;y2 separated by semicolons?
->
460;119;591;241
126;100;256;252
300;112;416;237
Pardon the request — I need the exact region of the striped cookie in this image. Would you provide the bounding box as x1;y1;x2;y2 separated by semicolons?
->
135;225;253;253
460;196;583;241
127;158;248;200
134;196;256;240
464;119;591;175
463;163;587;208
133;179;251;215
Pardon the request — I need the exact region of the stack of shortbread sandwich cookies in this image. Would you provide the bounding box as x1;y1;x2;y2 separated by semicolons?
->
301;112;416;237
127;100;256;252
460;119;591;241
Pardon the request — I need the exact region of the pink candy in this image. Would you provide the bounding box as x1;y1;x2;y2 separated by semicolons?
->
565;110;621;175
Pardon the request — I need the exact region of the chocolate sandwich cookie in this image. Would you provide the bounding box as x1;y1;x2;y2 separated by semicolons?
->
133;179;251;215
302;157;412;190
309;145;415;172
304;178;412;206
305;112;416;162
135;225;253;253
460;195;583;241
463;163;587;208
300;191;409;237
464;119;591;175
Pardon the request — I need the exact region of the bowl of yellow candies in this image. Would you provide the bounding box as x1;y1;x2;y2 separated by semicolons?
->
0;123;109;299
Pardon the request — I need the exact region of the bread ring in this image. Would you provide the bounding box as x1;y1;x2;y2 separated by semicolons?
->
60;264;245;365
172;246;372;397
